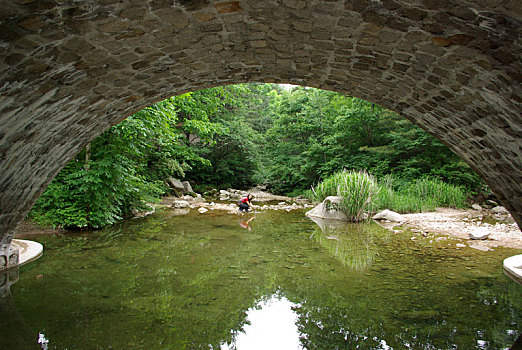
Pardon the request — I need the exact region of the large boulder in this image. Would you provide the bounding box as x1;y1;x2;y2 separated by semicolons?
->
305;196;348;221
167;177;185;193
372;210;405;223
168;178;198;197
182;181;194;194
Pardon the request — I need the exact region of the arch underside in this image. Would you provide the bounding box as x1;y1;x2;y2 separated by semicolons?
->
0;0;521;267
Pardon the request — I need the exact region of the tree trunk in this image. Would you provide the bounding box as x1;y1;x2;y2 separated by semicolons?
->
84;142;91;172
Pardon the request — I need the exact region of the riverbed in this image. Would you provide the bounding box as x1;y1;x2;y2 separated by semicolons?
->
4;209;522;349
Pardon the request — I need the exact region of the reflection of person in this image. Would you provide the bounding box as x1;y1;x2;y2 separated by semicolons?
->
238;194;255;213
239;216;255;231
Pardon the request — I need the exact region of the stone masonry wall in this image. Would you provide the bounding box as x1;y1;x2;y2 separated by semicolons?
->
0;0;521;267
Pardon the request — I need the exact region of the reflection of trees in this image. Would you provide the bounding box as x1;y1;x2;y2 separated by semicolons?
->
0;267;39;350
308;217;376;272
290;291;521;350
12;212;277;349
9;210;522;349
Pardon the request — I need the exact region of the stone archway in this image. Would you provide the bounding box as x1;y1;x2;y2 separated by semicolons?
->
0;0;520;268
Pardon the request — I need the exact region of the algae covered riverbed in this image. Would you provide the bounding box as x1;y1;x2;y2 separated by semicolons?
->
4;209;522;349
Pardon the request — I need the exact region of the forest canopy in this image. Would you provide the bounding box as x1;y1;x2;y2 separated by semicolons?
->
31;84;485;228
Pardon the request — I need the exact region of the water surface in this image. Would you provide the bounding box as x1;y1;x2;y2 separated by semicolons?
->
3;209;521;349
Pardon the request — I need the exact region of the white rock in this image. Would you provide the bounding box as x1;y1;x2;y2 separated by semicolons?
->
456;243;466;248
171;200;190;208
471;204;482;211
469;226;490;240
491;206;508;214
198;207;208;213
372;210;405;223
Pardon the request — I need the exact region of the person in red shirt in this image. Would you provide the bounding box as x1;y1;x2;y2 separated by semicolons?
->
238;194;255;213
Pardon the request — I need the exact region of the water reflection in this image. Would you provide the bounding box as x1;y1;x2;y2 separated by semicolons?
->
238;215;256;231
0;267;40;350
308;216;377;272
221;293;302;350
7;210;522;349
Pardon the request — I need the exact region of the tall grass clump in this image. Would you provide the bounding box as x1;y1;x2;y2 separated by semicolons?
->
312;171;467;217
312;170;379;221
374;175;466;213
406;177;466;208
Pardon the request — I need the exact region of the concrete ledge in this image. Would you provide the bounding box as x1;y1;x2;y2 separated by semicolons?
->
11;239;43;267
503;254;522;286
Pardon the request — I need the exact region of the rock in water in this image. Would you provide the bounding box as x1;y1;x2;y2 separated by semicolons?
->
172;200;190;208
372;210;405;223
198;207;208;213
132;204;155;218
305;196;348;221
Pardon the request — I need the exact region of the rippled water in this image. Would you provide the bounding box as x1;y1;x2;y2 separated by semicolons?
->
2;209;521;349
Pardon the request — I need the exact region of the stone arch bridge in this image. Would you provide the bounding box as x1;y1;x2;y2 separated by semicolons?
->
0;0;520;268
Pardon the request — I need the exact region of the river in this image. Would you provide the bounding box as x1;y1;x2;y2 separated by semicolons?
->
2;208;521;349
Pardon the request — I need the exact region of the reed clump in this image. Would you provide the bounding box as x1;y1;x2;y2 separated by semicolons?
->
312;170;379;222
312;171;467;218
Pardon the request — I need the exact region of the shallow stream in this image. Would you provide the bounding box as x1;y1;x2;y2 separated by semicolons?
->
2;209;521;349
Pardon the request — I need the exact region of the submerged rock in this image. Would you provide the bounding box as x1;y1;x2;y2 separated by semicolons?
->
372;210;405;223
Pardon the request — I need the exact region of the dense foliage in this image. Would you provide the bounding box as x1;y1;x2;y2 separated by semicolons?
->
31;84;483;228
264;87;482;194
